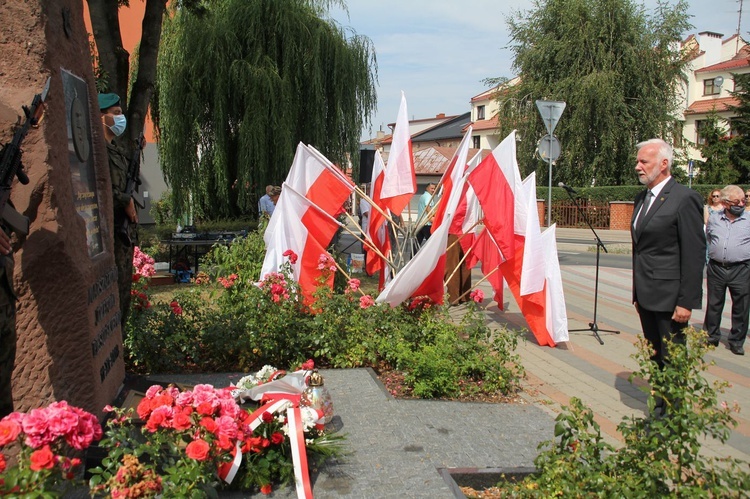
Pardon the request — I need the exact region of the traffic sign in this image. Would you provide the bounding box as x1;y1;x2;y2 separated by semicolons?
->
537;134;561;162
535;100;566;135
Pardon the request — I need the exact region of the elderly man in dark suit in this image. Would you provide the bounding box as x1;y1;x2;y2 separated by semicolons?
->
631;139;705;410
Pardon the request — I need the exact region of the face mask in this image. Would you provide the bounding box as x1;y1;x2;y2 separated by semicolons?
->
108;114;127;137
727;204;745;217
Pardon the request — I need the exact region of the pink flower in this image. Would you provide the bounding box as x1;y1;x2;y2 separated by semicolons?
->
347;279;361;291
282;249;298;264
359;295;375;309
0;453;5;473
470;289;484;303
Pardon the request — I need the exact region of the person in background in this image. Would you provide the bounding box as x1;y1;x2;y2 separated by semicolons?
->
99;93;139;329
704;185;750;355
745;188;750;211
630;138;705;418
259;185;275;217
269;186;282;206
705;189;723;224
416;183;436;245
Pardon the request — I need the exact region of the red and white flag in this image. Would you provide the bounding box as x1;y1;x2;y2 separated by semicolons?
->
520;173;545;296
376;163;471;307
466;226;507;309
260;184;341;305
365;151;391;286
541;225;569;343
380;92;416;216
467;134;516;259
287;142;354;217
431;127;473;233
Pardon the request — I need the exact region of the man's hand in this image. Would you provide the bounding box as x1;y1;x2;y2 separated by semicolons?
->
672;305;692;323
125;198;138;224
0;231;11;256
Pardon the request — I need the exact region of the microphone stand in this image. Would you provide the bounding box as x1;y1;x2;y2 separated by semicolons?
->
562;187;620;344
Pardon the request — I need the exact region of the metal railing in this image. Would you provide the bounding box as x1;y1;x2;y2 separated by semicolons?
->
547;201;610;229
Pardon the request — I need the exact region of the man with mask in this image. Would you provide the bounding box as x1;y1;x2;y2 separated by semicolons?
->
99;93;138;329
704;185;750;355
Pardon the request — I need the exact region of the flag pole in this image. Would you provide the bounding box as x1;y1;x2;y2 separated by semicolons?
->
341;211;394;268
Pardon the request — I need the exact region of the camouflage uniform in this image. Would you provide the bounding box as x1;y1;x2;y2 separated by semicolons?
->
0;226;15;418
107;141;136;329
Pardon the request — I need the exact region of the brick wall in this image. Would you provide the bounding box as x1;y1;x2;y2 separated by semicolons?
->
609;201;634;230
537;200;546;226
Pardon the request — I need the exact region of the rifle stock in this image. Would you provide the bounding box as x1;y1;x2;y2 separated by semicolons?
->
0;77;50;236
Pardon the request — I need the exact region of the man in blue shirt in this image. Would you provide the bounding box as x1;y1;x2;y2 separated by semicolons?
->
704;184;750;355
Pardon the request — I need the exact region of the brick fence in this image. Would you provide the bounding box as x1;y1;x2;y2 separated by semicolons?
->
536;200;635;230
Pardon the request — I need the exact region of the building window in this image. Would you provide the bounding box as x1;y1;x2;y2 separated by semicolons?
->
473;136;481;149
696;120;707;145
730;119;741;138
476;105;485;120
703;78;721;96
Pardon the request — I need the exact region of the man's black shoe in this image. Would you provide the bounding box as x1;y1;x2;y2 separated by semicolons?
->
707;338;720;347
730;345;745;356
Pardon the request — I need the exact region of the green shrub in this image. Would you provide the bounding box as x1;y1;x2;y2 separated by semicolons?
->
503;328;750;497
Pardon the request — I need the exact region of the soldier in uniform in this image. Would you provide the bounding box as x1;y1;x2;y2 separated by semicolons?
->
0;228;15;417
98;93;138;329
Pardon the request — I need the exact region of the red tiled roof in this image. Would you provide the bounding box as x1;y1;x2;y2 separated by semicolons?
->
468;115;499;131
408;146;490;175
696;57;750;73
684;96;739;115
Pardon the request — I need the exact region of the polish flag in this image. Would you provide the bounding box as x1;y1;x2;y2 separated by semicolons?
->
520;173;545;296
380;92;416;216
467;134;517;259
376;162;471;306
287;142;354;217
365;151;391;286
260;184;341;305
458;151;484;256
375;214;450;306
541;225;569;343
431;127;473;233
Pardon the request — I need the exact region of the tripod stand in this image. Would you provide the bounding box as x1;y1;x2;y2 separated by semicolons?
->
563;189;620;344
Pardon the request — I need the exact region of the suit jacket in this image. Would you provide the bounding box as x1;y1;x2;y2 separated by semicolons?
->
631;177;705;313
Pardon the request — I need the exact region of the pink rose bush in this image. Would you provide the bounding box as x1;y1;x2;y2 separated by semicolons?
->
132;246;156;279
0;402;102;496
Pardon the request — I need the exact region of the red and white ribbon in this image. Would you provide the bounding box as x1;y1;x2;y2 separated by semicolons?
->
287;406;314;499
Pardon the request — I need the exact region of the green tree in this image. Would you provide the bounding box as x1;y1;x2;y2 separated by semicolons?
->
500;0;692;186
695;111;737;184
728;71;750;183
155;0;377;219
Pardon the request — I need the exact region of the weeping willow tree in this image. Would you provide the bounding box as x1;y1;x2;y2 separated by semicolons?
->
156;0;377;219
499;0;692;186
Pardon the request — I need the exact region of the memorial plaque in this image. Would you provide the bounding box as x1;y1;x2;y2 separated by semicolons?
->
62;69;103;257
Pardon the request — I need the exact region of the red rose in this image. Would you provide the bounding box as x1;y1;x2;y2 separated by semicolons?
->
0;453;5;473
260;484;273;495
185;439;211;461
0;420;21;446
270;432;284;445
261;411;274;423
200;416;218;434
29;445;56;471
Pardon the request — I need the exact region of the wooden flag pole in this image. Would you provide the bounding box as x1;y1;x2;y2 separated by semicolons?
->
450;265;501;305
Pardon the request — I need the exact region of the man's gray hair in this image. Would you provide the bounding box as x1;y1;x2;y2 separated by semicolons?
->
636;138;673;170
720;184;743;202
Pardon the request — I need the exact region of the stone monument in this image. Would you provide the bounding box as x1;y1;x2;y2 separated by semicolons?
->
0;0;125;415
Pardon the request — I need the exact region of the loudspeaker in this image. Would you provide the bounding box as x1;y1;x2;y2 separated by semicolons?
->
359;148;375;184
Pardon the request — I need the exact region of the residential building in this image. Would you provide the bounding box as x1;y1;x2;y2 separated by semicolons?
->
678;31;750;163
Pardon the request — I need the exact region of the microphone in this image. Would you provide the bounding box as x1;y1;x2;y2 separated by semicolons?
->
558;182;578;195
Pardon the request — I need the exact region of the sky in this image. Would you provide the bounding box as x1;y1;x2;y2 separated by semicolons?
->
327;0;749;141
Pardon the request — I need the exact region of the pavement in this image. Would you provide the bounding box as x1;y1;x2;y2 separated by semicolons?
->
137;227;750;498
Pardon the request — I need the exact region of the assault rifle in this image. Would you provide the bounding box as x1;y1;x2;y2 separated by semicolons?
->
0;77;50;236
116;132;144;246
